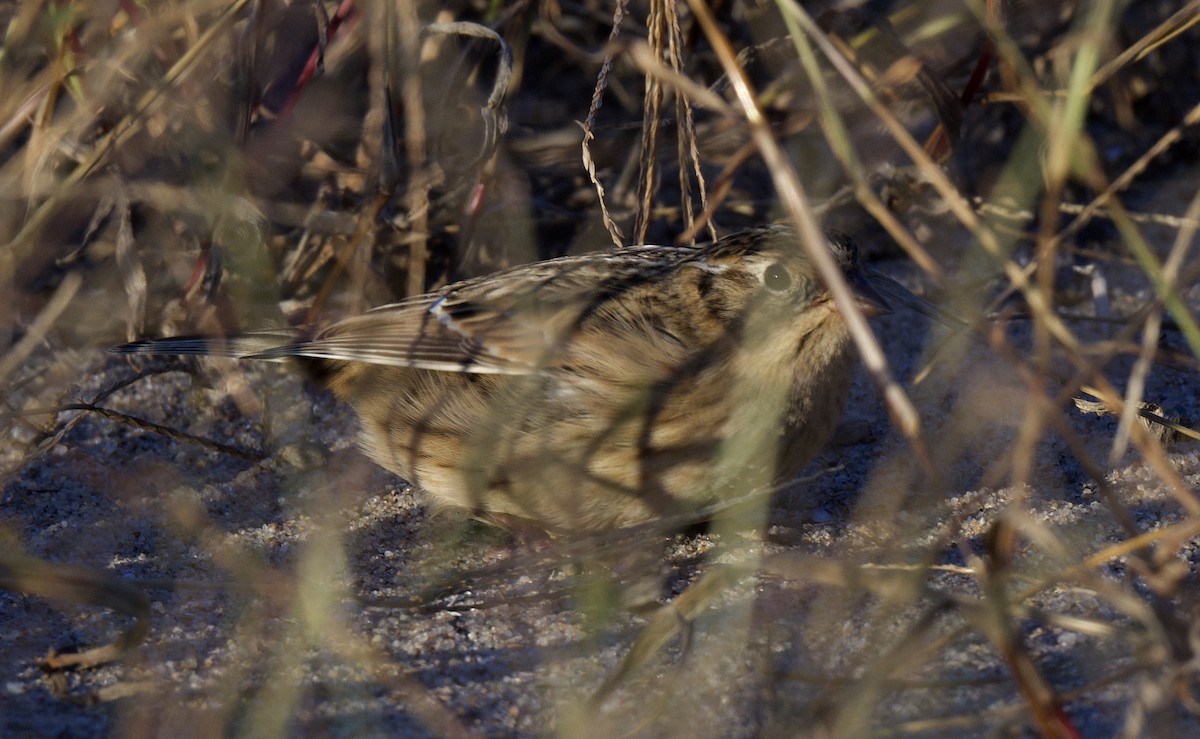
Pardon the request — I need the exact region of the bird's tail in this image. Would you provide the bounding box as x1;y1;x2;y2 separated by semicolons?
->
113;329;303;360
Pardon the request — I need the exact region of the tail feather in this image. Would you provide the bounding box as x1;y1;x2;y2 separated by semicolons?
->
113;329;302;359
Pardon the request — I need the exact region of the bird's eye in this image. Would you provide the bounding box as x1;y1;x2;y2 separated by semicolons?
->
763;262;791;291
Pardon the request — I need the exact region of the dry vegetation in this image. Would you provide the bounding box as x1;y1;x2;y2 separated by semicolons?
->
3;0;1200;737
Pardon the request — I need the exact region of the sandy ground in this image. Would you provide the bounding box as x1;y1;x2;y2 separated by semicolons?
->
3;2;1200;735
4;232;1200;738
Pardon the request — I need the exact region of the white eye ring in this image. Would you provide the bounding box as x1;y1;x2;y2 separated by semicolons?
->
763;262;792;291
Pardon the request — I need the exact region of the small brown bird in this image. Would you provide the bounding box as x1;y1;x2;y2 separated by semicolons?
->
118;225;889;533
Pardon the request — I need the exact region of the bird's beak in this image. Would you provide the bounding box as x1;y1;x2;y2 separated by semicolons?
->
848;268;892;317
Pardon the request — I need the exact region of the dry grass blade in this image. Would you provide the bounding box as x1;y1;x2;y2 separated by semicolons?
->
965;1;1200;518
581;0;631;247
631;0;668;245
0;546;150;670
112;187;148;340
4;1;1200;735
1057;101;1200;244
423;22;513;159
690;0;929;476
390;0;428;301
588;560;754;708
50;402;265;461
782;0;1200;519
0;271;81;385
0;0;254;287
1090;0;1200;89
778;0;1074;359
966;520;1081;739
1074;386;1200;444
782;12;946;281
968;0;1200;363
1103;187;1200;459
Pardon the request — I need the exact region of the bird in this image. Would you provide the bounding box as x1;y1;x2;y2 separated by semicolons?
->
116;225;890;534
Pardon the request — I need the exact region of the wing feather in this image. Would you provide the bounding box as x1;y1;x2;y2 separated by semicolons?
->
119;246;701;374
252;246;696;373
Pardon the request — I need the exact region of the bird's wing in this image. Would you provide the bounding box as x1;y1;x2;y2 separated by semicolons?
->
250;247;695;374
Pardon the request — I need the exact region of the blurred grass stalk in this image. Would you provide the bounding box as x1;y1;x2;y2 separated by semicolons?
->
4;1;1200;736
784;1;1197;736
